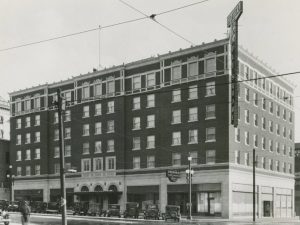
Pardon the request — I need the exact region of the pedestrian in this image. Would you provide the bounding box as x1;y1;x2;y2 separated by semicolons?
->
20;200;31;225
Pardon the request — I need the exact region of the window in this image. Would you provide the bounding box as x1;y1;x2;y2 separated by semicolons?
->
107;139;115;152
107;120;114;133
82;143;90;154
94;157;103;171
245;131;249;145
34;96;40;109
206;150;216;164
283;127;286;138
24;99;31;111
95;103;102;115
107;101;115;113
190;151;198;165
235;128;240;142
245;110;250;124
172;153;181;166
206;58;216;74
283;145;287;155
83;124;90;136
276;142;279;154
82;86;90;99
289;147;293;157
276;161;279;172
253;134;258;148
289;130;293;140
16;101;22;113
107;80;115;94
245;88;250;102
147;94;155;107
262;137;266;150
35;115;40;126
17;167;22;176
289;112;293;123
65;145;71;157
64;91;72;102
16;118;21;129
95;141;102;153
133;137;141;150
254;114;258;127
262;117;266;130
289;164;292;174
269;102;273;114
35;165;40;175
64;110;71;121
188;129;198;144
276;124;280;135
269;121;273;133
133;157;140;169
254;93;258;106
95;122;102;134
245;153;250;166
262;157;266;169
189;86;198;99
16;134;21;145
206;127;216;142
189;107;198;122
262;98;266;110
26;166;31;176
25;117;31;127
65;127;71;139
106;157;116;170
147;115;155;128
269;159;273;170
83;106;89;117
25;133;31;144
172;132;181;145
94;83;102;97
34;132;40;142
147;135;155;149
16;151;22;161
276;105;280;117
34;148;40;159
133;97;140;110
54;147;60;158
172;90;181;102
206;82;215;96
188;62;198;77
54;112;59;124
146;73;155;87
282;162;286;173
172;66;181;81
206;105;215;119
172;110;181;124
269;140;273;152
133;76;141;90
235;150;240;164
81;159;91;172
54;163;60;174
147;156;155;168
133;117;141;129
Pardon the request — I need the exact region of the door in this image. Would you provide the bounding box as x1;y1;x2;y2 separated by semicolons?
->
263;201;272;217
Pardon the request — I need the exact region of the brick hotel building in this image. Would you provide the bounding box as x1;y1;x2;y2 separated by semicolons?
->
9;38;295;218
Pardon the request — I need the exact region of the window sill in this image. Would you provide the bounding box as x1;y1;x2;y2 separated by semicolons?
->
82;116;90;118
34;158;40;160
34;141;40;143
205;140;216;143
171;122;181;125
205;94;216;97
132;108;140;111
34;124;40;127
82;134;90;137
107;111;115;114
146;126;155;129
132;148;141;151
94;151;102;154
82;152;90;155
146;147;155;150
146;106;155;109
54;156;60;159
188;142;198;145
94;113;102;116
171;100;181;104
25;142;30;145
107;150;115;153
235;140;240;143
65;155;71;158
64;137;71;140
132;128;141;131
95;132;102;135
188;97;198;101
107;131;114;134
205;117;216;120
188;120;198;123
171;144;181;146
64;120;71;122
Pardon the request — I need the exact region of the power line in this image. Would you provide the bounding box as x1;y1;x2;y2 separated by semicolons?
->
0;0;210;52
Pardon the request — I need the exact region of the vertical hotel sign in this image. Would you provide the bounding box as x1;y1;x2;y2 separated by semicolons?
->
228;1;243;127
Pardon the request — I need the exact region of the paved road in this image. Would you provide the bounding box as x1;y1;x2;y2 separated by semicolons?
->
7;213;300;225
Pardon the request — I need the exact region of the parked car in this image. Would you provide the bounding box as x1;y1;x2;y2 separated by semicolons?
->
106;204;121;218
86;203;102;216
0;201;8;211
73;202;89;216
123;202;139;219
30;201;47;213
7;202;19;212
144;204;160;220
164;205;180;222
45;202;59;214
0;209;10;225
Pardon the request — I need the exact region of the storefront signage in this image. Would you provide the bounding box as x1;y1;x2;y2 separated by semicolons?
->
166;170;180;182
81;171;116;178
227;1;243;28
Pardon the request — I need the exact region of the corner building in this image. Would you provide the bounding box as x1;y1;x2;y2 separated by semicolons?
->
9;38;295;218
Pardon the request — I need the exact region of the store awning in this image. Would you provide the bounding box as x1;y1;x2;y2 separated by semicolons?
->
73;191;122;196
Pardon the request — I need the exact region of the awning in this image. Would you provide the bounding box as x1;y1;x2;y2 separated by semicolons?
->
73;191;122;196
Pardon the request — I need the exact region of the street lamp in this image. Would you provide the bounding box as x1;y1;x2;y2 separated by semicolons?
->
186;156;194;220
6;165;15;202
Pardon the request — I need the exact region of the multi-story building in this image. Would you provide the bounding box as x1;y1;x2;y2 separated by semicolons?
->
295;143;300;216
9;38;295;219
0;97;10;140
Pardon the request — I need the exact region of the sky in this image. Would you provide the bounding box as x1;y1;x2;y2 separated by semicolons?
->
0;0;300;140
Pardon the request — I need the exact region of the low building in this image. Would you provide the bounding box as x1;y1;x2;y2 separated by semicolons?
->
9;38;295;218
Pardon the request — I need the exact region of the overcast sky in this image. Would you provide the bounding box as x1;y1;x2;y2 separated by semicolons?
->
0;0;299;140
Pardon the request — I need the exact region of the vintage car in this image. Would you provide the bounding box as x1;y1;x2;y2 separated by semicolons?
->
144;204;160;220
0;201;8;211
0;209;10;225
73;202;89;216
106;204;121;218
30;201;47;213
123;202;139;218
164;205;180;222
7;201;19;212
45;202;60;214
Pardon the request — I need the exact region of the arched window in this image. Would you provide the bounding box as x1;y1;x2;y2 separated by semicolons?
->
108;185;118;192
94;185;103;192
81;185;89;192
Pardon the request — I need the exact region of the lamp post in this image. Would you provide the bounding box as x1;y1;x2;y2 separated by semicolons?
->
6;165;15;202
186;156;194;220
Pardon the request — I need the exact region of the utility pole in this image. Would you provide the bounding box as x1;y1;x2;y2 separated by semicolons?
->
186;155;193;220
56;89;67;225
253;148;256;222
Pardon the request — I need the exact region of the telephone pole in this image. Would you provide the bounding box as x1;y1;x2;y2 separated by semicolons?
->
56;89;67;225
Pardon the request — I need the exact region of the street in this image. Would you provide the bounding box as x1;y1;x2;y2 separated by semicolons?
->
6;213;300;225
